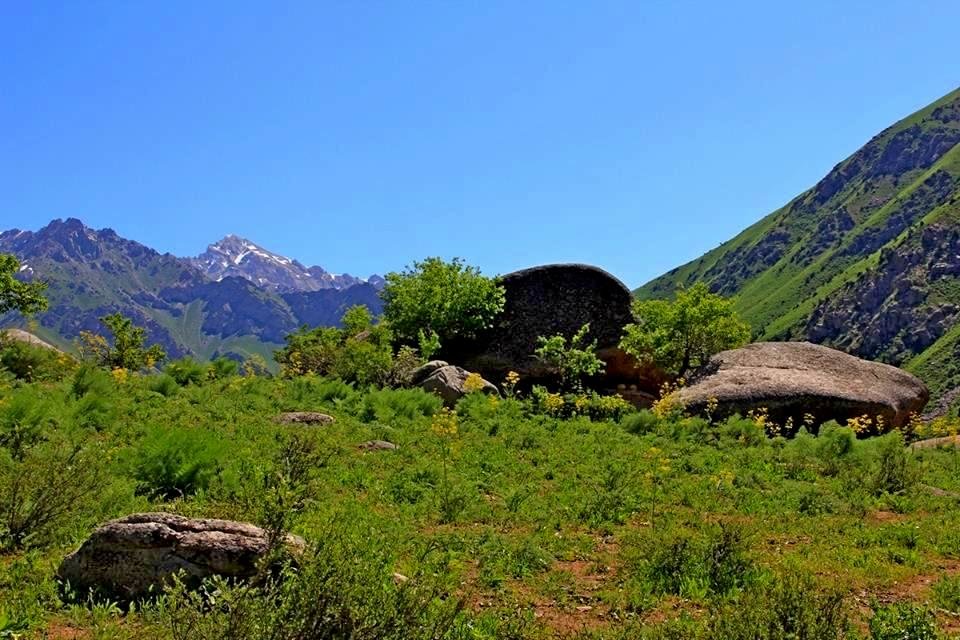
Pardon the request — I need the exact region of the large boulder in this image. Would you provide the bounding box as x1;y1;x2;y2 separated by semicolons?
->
678;342;929;429
419;364;498;406
58;513;305;599
452;264;658;393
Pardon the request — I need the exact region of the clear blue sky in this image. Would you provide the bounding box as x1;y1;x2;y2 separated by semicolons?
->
2;1;957;287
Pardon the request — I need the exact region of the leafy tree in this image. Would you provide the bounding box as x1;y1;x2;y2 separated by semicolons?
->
0;253;47;316
381;257;505;346
78;312;167;370
534;323;605;392
620;282;750;378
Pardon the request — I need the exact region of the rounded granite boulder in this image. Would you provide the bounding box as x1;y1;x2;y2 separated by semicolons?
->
58;512;305;599
678;341;929;430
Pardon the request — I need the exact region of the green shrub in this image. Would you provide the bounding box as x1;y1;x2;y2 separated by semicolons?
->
720;414;766;446
70;364;113;399
816;422;856;475
534;323;605;392
708;570;848;639
0;386;54;460
149;374;180;397
208;357;239;380
131;426;227;499
275;306;395;386
166;358;207;386
933;573;960;615
71;389;114;431
868;432;920;496
158;525;463;640
868;603;938;640
0;335;74;383
642;524;756;598
359;388;441;424
623;409;660;435
0;434;110;549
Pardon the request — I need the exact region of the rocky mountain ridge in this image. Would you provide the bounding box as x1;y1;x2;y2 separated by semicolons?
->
0;218;383;363
190;235;380;293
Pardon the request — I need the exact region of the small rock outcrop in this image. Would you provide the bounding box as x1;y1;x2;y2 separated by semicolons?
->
410;360;450;386
275;412;335;426
358;440;398;451
678;342;929;429
1;328;61;351
418;365;498;406
910;435;960;450
58;513;305;599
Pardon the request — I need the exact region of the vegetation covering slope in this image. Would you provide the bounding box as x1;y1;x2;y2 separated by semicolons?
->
638;87;960;402
2;368;960;638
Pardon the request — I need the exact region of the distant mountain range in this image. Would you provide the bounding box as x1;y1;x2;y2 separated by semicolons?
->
639;86;960;405
0;218;383;363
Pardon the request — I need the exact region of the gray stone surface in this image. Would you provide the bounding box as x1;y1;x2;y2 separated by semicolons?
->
58;513;305;599
679;342;929;429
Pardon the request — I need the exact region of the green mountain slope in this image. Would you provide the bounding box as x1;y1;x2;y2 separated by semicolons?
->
638;87;960;402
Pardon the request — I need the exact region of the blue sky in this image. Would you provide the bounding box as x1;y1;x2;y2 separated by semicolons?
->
1;1;957;287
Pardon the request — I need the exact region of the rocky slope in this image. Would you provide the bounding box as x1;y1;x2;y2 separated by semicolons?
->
638;86;960;404
0;219;383;363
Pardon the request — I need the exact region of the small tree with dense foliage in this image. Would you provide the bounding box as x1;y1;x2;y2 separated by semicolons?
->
534;323;605;392
275;305;395;386
620;282;750;378
0;253;48;316
78;312;167;371
381;257;505;347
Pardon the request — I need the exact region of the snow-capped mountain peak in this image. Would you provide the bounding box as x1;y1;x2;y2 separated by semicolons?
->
190;236;379;293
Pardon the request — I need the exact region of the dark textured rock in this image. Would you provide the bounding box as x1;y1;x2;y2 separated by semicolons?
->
57;513;305;599
419;365;498;406
453;264;653;392
275;412;335;425
679;342;929;429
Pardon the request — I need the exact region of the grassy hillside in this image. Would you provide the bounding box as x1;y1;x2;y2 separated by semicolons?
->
638;87;960;403
2;371;960;638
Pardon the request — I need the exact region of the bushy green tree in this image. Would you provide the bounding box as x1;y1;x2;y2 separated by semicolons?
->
381;257;505;346
620;283;750;377
78;312;167;371
0;254;47;316
534;323;605;392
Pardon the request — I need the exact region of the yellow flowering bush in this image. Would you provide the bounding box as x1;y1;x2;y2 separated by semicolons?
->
652;379;686;420
431;407;459;438
463;372;487;394
502;370;520;398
